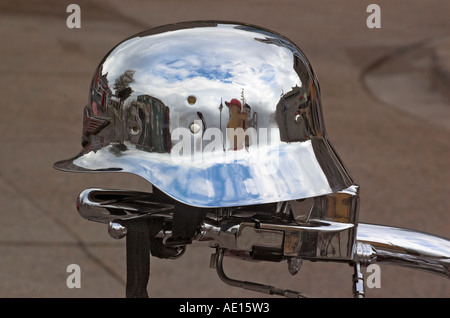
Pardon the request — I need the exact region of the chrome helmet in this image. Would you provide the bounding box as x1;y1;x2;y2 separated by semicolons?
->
54;21;354;208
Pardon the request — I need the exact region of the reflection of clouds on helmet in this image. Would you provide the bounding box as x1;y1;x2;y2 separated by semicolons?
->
103;25;301;120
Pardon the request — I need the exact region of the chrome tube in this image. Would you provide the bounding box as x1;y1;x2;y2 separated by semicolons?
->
76;188;174;223
356;223;450;279
214;249;306;298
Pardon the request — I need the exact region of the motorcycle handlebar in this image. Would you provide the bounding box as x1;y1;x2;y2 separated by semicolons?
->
356;223;450;279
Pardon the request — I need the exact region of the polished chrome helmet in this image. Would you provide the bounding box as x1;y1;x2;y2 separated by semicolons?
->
54;21;353;208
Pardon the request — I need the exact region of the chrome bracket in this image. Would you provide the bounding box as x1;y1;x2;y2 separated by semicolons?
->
212;249;307;298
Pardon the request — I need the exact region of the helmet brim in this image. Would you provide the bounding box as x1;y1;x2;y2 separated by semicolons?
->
53;137;352;208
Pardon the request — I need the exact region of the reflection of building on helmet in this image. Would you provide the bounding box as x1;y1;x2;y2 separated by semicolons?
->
81;105;110;148
277;85;313;142
134;95;172;153
276;79;324;143
92;65;112;114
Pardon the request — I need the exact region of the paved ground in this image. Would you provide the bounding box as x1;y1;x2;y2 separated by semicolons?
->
0;0;449;298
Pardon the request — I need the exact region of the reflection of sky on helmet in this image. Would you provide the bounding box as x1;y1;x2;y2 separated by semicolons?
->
73;141;331;207
102;25;301;129
161;58;234;83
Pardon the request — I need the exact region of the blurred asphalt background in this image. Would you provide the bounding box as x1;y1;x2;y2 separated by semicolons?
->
0;0;449;298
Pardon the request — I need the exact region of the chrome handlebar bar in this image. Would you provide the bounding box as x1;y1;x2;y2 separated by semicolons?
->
356;223;450;279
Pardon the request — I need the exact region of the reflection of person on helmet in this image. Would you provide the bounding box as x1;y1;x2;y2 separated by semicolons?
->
225;98;259;150
225;98;247;150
